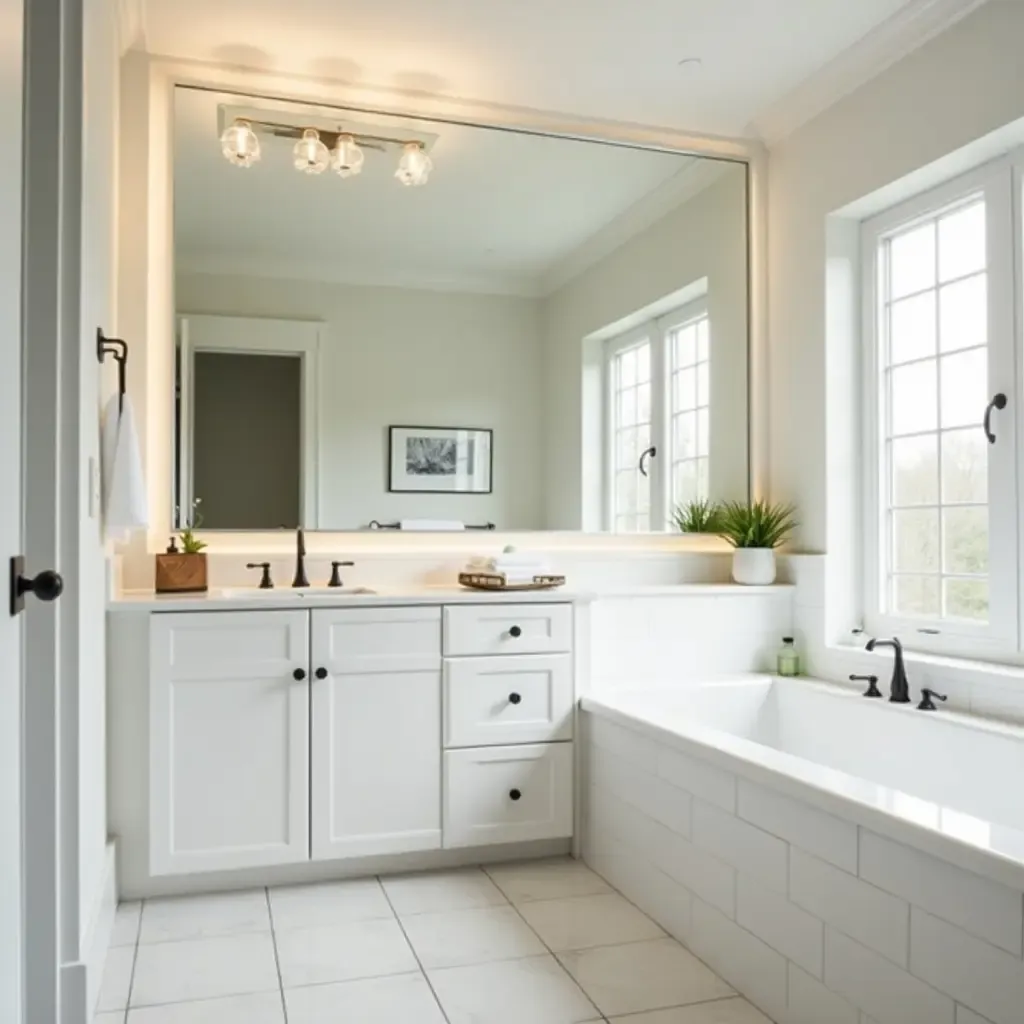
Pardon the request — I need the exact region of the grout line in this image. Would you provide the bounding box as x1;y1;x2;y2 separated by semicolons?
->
122;899;144;1018
377;873;454;1024
266;886;290;1024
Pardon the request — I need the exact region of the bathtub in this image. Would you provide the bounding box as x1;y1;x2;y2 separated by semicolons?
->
581;676;1024;1024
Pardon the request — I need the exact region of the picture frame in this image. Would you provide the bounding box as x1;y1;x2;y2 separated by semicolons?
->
388;425;493;494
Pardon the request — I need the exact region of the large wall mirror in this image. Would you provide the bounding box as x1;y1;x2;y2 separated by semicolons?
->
172;87;750;532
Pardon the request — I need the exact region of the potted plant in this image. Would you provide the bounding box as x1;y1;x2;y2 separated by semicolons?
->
155;499;209;593
671;497;723;534
718;499;797;585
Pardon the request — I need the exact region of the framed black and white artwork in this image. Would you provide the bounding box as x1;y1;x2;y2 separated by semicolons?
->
388;426;493;494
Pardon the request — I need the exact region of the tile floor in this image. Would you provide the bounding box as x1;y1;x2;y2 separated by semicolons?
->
96;859;772;1023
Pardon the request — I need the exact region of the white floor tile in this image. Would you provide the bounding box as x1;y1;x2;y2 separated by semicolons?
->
125;992;285;1023
274;917;418;988
609;997;774;1022
487;859;613;904
558;938;734;1017
269;877;393;930
97;946;135;1012
111;901;142;947
130;933;279;1007
429;955;599;1024
284;972;447;1023
402;905;547;968
139;890;270;944
382;867;508;916
519;893;665;951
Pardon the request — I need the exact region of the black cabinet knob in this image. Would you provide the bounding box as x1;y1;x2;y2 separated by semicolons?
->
293;668;307;681
508;692;522;705
509;625;522;638
509;788;522;801
315;667;328;680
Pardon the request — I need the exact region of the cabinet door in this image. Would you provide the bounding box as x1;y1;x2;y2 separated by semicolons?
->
311;607;442;859
149;611;310;876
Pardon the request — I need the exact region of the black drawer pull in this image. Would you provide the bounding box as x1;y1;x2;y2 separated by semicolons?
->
315;667;328;680
292;668;306;681
509;788;522;801
509;625;522;638
508;692;522;705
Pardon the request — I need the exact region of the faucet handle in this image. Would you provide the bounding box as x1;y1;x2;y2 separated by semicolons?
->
850;674;882;698
246;562;273;589
918;688;948;711
328;560;356;588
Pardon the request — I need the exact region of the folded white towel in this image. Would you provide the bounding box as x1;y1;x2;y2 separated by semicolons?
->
101;394;148;544
491;550;547;568
400;519;465;532
465;556;551;579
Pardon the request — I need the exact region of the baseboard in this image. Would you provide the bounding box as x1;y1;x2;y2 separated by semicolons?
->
76;840;118;1024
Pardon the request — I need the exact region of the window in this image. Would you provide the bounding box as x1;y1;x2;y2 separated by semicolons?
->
862;158;1020;656
605;301;709;531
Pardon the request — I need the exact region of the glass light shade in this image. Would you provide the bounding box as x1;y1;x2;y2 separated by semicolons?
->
395;142;432;186
293;128;330;174
219;120;261;168
332;134;365;178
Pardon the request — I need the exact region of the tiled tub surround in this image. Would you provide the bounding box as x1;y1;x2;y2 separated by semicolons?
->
581;678;1024;1024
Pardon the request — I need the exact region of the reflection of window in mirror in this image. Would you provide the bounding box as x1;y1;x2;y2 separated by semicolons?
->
604;299;709;532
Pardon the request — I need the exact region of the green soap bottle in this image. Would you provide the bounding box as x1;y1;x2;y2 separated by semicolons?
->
777;637;800;677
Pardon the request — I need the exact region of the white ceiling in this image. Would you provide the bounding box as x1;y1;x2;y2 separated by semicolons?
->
143;0;934;139
174;88;737;294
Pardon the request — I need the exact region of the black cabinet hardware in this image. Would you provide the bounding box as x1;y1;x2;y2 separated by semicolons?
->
293;668;306;681
509;789;522;801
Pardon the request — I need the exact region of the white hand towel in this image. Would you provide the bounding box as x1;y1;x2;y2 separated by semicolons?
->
101;395;148;544
491;550;547;568
400;519;465;532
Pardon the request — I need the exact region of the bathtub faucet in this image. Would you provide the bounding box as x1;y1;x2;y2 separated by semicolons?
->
865;637;911;704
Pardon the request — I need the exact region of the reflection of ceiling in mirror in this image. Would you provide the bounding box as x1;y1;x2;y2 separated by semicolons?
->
174;88;734;296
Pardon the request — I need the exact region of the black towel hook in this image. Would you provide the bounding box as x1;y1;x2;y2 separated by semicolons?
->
97;327;128;412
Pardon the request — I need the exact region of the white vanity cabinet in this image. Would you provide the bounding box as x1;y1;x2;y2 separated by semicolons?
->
149;611;311;875
310;607;442;859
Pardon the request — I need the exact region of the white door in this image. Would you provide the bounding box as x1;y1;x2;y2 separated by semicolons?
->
0;1;25;1017
150;611;311;875
311;607;442;859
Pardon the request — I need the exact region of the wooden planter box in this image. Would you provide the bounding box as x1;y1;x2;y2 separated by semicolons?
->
155;552;208;594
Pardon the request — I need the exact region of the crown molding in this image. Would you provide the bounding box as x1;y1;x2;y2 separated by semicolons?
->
115;0;146;55
541;158;730;295
752;0;989;146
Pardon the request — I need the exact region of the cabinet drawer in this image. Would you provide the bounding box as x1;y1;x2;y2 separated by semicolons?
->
443;604;572;657
442;743;573;848
444;655;574;748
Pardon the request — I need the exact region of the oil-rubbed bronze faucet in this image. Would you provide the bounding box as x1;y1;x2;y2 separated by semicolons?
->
292;528;309;588
865;637;910;703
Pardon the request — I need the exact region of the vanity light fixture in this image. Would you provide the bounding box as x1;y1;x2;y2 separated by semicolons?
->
219;119;261;168
332;133;365;178
293;128;330;175
395;141;432;187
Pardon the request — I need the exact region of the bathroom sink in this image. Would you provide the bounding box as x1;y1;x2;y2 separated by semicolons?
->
220;587;377;599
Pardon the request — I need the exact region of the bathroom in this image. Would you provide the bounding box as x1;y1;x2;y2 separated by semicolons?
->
5;2;1024;1023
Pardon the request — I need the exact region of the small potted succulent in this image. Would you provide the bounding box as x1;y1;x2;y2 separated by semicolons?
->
155;499;208;593
717;499;797;585
671;497;724;534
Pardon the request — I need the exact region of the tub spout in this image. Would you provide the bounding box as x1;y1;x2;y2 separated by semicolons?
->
865;637;911;704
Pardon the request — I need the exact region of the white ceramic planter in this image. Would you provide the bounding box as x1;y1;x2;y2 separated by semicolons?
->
731;547;776;585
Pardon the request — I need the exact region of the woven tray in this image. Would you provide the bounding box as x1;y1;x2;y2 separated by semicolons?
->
458;571;566;592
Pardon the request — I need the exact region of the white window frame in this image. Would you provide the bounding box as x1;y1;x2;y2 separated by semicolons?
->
861;157;1020;659
603;298;709;532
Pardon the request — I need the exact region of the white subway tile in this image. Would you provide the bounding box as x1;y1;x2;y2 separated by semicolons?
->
859;831;1023;956
910;909;1024;1024
689;898;788;1023
692;801;787;894
786;963;858;1024
737;875;824;978
658;746;737;812
591;748;692;837
956;1009;997;1024
824;928;954;1024
626;862;693;947
738;780;857;873
790;849;909;966
651;819;737;918
590;716;657;772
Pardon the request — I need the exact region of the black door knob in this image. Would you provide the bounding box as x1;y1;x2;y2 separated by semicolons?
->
508;692;522;704
509;788;522;801
509;625;522;638
293;668;307;681
11;558;65;615
315;667;328;680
